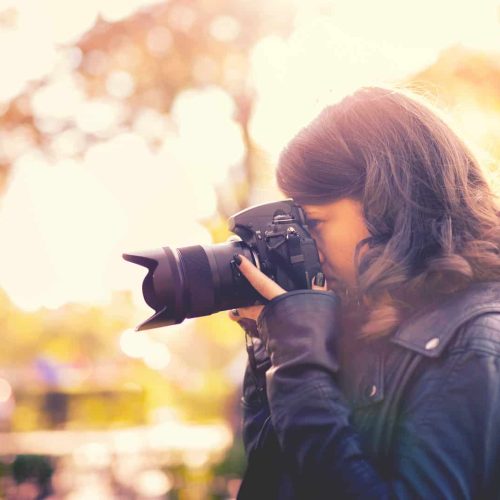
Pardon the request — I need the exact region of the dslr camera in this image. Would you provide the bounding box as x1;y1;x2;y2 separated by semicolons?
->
123;199;322;330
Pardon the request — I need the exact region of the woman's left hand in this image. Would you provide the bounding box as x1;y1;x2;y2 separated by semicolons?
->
228;254;327;322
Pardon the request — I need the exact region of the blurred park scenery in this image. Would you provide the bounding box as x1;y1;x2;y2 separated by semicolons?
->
0;0;500;498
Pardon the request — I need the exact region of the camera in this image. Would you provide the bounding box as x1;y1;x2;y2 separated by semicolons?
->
122;199;322;331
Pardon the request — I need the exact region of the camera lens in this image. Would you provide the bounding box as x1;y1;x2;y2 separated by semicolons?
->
123;241;260;330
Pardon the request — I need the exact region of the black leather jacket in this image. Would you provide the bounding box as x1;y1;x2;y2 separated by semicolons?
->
237;281;500;499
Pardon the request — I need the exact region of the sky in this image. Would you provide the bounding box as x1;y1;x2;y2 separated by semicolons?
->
1;0;499;313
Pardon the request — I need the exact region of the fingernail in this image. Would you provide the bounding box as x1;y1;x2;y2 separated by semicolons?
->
231;308;240;316
233;254;242;265
315;272;325;287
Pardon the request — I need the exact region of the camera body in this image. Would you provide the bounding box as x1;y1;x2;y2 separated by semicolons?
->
123;199;322;330
228;199;322;292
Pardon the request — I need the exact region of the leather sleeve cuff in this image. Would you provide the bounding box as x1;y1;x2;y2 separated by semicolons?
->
256;290;341;375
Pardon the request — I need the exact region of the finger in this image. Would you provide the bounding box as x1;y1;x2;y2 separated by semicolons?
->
228;308;240;322
312;272;328;291
235;254;286;300
228;305;264;323
237;305;265;322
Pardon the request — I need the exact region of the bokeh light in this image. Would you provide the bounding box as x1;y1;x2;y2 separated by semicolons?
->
0;378;12;403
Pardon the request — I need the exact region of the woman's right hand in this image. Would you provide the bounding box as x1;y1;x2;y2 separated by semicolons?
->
227;253;328;334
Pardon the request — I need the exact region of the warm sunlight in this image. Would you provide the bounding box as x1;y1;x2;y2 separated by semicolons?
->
1;0;500;312
1;1;500;497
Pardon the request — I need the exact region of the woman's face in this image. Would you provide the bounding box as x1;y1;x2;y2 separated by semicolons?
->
301;198;371;291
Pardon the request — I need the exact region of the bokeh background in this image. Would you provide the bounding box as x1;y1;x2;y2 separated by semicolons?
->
0;0;499;498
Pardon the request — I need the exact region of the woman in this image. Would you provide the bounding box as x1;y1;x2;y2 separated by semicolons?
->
229;86;500;499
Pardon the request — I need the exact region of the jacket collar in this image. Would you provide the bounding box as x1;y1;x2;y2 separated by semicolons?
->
391;281;500;358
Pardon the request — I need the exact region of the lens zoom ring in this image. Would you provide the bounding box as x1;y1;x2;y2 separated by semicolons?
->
178;245;215;317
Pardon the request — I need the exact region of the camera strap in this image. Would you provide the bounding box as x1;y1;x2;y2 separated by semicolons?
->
244;331;269;399
246;332;259;378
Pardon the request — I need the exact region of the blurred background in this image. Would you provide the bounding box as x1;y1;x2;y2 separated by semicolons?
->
0;0;499;498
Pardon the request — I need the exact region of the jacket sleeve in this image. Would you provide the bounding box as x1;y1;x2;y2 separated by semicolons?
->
256;290;500;499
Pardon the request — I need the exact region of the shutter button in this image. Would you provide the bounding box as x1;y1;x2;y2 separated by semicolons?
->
425;337;440;350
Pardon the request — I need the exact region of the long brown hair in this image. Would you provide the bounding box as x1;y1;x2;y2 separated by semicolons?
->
277;86;500;338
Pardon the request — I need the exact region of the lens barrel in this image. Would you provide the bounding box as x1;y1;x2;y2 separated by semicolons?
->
123;241;260;330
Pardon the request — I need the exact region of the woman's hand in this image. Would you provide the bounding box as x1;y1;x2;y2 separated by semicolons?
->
228;254;327;323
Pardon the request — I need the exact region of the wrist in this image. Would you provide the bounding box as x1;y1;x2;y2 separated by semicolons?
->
257;290;341;372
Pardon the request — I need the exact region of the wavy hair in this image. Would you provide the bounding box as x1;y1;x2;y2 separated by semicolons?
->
277;86;500;338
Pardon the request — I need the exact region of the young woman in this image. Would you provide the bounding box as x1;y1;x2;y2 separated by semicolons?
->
229;86;500;499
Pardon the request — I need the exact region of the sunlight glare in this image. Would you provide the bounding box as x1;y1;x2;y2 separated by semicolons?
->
248;0;500;160
170;87;246;185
